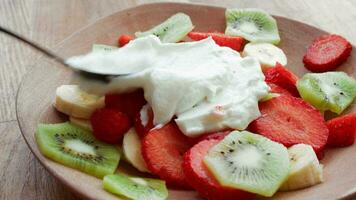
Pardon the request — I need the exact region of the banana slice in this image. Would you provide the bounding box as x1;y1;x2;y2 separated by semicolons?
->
279;144;323;191
69;116;92;131
242;43;287;69
123;128;150;173
54;85;105;119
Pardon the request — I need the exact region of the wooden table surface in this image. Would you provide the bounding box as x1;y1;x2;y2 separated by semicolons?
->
1;0;355;199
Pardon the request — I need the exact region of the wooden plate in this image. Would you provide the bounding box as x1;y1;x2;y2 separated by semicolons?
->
16;2;356;200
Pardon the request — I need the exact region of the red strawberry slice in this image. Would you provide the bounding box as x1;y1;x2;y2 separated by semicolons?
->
183;139;254;200
198;130;231;141
187;32;245;51
267;83;293;96
90;108;131;144
141;122;192;188
327;113;356;147
303;34;352;72
118;34;133;47
188;130;231;145
249;95;329;156
134;104;154;138
105;89;146;120
264;63;299;96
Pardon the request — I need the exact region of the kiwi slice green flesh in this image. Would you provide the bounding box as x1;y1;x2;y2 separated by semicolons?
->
92;44;118;53
225;8;280;44
103;174;168;200
297;72;356;114
135;12;194;43
204;131;290;197
36;122;120;178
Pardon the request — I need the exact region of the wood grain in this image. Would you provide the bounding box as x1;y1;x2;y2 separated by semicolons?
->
1;0;356;200
0;121;77;200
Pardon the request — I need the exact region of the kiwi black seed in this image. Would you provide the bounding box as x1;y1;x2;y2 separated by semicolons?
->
54;131;104;162
35;122;120;178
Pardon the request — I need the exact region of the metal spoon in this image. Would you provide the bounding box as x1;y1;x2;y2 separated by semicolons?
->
0;25;113;82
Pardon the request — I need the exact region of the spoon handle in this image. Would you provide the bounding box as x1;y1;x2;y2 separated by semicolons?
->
0;25;110;82
0;25;69;66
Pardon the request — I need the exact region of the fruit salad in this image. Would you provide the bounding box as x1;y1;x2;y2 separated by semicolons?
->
35;8;356;200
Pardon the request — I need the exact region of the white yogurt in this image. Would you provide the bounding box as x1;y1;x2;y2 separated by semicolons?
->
68;36;269;136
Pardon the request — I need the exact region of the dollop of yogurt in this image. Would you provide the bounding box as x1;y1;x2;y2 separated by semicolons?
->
68;36;269;136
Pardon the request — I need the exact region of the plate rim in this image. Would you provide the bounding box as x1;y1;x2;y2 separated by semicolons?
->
15;2;355;200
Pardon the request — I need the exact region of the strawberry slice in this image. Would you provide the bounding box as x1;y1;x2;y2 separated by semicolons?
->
264;63;299;96
134;104;154;137
141;122;192;188
183;139;254;200
118;34;133;47
267;83;293;96
90;108;131;144
188;32;245;51
303;34;352;72
188;130;231;145
249;95;329;156
105;89;146;120
197;130;231;141
327;113;356;147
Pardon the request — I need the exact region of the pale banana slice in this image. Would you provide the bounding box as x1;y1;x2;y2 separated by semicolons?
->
69;116;92;131
242;43;287;69
123;128;150;173
54;85;104;119
279;144;323;191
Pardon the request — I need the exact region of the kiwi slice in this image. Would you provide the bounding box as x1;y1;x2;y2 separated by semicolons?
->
36;122;120;178
135;13;194;43
225;8;280;44
92;44;118;53
204;131;290;197
103;174;168;200
297;72;356;114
